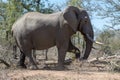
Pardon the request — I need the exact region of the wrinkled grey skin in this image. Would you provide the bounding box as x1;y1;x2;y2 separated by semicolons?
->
11;6;94;70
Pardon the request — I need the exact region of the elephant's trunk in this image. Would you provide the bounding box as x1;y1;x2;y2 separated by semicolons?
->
81;34;103;60
82;34;93;60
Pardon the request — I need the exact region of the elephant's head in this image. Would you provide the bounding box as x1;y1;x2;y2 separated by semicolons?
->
63;6;94;59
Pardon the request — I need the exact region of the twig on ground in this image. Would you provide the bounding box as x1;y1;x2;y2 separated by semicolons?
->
0;58;10;67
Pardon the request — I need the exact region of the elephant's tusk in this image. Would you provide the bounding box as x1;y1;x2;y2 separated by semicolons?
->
95;41;104;45
86;34;104;45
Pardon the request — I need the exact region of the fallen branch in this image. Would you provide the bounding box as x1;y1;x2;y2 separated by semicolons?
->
0;58;10;67
88;55;120;62
110;61;120;68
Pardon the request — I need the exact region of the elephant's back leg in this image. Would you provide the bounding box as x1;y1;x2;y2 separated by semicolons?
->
17;50;26;68
19;44;38;69
15;36;38;69
24;49;38;69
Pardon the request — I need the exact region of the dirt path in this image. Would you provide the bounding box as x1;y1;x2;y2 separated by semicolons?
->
1;69;119;80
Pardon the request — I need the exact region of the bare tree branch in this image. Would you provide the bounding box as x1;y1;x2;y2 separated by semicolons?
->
0;58;10;67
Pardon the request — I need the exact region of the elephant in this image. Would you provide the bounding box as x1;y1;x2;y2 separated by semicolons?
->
11;6;95;70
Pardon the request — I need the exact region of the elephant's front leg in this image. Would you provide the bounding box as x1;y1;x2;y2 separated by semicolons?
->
57;41;69;70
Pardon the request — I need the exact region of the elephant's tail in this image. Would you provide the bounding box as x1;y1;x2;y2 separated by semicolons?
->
11;29;13;37
11;26;18;59
13;44;18;59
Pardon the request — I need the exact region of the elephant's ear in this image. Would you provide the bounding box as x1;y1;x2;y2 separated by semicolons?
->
63;6;79;32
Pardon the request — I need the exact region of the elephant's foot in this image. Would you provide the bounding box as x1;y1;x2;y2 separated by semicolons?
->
17;63;27;69
64;58;72;65
43;65;51;70
79;57;87;61
56;64;66;70
29;65;39;70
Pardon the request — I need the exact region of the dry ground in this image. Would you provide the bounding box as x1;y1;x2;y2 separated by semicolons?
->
0;46;120;80
0;69;120;80
0;59;120;80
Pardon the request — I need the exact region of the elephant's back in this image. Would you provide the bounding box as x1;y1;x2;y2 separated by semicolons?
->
24;11;61;19
23;12;61;32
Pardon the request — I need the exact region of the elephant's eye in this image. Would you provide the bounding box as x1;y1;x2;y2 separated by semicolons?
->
85;16;88;19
